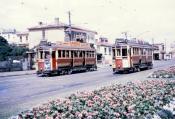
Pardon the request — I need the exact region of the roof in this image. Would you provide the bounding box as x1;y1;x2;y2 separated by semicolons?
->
16;32;29;36
113;39;153;49
153;43;164;46
97;42;113;47
37;41;95;51
28;22;97;34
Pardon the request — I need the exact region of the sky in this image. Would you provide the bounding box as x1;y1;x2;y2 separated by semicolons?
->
0;0;175;51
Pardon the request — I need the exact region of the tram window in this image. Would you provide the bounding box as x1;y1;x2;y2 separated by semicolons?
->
90;51;92;57
141;49;144;55
52;51;55;59
112;49;115;56
66;50;69;58
45;51;50;59
79;51;82;57
133;48;135;55
82;51;85;57
116;49;121;56
58;50;61;58
74;51;78;57
40;51;43;59
91;51;94;58
62;50;65;57
144;49;146;55
86;52;88;57
122;49;127;56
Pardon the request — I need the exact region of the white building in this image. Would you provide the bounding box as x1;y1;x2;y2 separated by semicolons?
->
0;29;18;44
0;29;29;48
16;32;29;47
153;43;166;60
96;37;113;65
28;19;97;49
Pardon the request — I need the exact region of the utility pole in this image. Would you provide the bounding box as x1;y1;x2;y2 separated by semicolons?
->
164;38;167;53
152;38;154;60
68;11;72;41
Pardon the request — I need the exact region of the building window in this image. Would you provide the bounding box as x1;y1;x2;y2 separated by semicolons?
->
97;46;100;51
109;48;111;55
20;36;22;42
104;47;107;55
26;36;28;41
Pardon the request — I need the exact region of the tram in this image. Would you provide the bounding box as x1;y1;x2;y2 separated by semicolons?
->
112;39;153;73
36;41;97;76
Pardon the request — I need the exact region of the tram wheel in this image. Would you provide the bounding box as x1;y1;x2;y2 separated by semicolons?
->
137;68;141;72
68;69;72;75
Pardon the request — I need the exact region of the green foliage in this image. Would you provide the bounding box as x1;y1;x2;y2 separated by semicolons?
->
0;36;11;61
0;36;28;61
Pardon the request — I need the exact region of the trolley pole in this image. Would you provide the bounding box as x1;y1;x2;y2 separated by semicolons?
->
122;32;128;43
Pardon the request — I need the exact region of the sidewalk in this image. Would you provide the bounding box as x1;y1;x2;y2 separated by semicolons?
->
0;65;110;78
97;63;111;69
0;70;36;77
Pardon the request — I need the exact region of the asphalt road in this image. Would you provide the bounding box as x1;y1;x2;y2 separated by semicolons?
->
0;60;175;118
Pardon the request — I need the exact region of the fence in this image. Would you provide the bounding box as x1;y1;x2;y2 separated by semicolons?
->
0;56;24;72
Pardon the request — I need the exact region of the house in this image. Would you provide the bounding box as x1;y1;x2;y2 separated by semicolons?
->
16;32;29;48
96;37;113;65
153;43;166;60
0;29;18;44
28;19;97;49
0;29;29;48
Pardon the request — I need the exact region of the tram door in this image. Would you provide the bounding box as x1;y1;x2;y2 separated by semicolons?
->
52;51;56;70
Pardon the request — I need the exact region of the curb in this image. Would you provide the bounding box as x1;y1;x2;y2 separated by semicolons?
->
0;72;36;78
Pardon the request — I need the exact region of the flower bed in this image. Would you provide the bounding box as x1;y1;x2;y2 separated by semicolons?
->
148;66;175;78
17;80;175;119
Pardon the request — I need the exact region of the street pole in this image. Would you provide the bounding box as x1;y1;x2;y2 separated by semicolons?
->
164;38;167;53
152;38;154;60
68;11;72;41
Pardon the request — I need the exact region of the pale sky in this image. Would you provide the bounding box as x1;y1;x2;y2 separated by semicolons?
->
0;0;175;51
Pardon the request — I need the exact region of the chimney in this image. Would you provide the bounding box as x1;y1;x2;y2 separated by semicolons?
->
38;21;43;25
54;17;59;25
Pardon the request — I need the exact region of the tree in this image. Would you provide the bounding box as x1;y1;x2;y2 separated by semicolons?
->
0;36;11;61
0;36;29;61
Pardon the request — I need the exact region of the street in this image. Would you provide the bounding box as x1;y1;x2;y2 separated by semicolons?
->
0;60;174;118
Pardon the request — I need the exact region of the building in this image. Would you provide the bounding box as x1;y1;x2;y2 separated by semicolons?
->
96;37;113;65
0;29;18;44
0;29;29;48
153;43;166;60
28;19;97;49
16;32;29;48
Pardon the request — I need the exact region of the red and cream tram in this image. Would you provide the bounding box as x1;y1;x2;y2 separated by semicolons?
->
112;39;153;73
36;41;97;76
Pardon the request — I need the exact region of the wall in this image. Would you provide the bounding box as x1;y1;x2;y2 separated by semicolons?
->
97;45;112;65
28;29;65;49
47;29;65;43
28;31;42;49
0;33;18;44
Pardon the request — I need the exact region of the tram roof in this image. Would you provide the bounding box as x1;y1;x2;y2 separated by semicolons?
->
37;42;95;51
113;39;153;49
